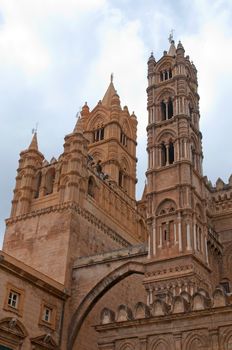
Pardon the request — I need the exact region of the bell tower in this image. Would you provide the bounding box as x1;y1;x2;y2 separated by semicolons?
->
144;38;213;297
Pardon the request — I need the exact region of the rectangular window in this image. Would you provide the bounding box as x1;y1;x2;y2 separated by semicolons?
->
39;301;56;329
8;291;19;309
4;283;24;316
43;306;52;323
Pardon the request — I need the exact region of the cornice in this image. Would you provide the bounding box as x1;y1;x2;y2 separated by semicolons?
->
6;202;131;248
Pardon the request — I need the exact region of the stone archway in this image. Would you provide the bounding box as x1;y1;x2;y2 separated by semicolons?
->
67;261;145;349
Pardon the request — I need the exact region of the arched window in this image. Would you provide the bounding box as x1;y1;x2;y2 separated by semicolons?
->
119;170;123;187
160;72;163;81
93;127;104;142
161;101;166;121
169;68;172;78
45;168;55;195
168;98;173;119
169;142;174;164
34;171;42;198
164;70;168;80
161;143;166;166
120;131;127;146
88;177;95;198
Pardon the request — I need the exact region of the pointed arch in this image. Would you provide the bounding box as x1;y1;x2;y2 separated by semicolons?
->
67;261;144;349
45;167;56;195
184;332;209;350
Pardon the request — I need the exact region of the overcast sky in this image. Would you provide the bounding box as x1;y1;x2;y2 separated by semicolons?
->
1;0;232;247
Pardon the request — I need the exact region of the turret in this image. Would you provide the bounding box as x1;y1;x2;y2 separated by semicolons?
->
11;133;44;217
59;122;88;204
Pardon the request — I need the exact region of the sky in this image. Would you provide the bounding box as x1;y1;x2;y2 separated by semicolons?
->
1;0;232;247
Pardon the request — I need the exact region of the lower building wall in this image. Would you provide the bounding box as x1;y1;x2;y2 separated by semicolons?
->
73;274;146;350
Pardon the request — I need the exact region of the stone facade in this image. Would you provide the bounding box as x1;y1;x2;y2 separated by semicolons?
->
1;39;232;350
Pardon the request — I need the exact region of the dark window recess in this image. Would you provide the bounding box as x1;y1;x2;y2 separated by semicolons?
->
161;101;166;120
169;142;174;164
94;127;104;142
161;144;166;166
120;131;127;146
168;98;173;119
220;282;230;293
119;171;123;187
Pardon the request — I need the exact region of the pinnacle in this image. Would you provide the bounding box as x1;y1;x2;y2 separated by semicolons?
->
29;132;38;151
102;76;118;108
168;40;176;56
73;117;83;133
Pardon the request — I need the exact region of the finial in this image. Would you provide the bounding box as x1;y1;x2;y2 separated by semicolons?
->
32;122;38;135
110;73;113;83
168;29;174;43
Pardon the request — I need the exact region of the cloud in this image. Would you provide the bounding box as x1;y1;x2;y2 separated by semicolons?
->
1;0;232;247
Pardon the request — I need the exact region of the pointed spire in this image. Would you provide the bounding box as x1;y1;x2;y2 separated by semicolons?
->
168;40;176;56
81;102;90;117
73;117;83;133
148;51;156;62
176;40;185;56
29;132;38;151
102;75;117;108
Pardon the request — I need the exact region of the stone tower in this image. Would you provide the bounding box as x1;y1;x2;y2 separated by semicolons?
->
3;78;143;287
144;39;217;298
80;76;137;199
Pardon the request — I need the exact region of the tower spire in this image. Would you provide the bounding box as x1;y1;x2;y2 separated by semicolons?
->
29;132;38;151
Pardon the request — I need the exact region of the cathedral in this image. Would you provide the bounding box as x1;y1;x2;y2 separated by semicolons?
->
0;39;232;350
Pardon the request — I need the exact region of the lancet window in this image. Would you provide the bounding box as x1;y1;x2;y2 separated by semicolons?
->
160;98;173;121
93;127;104;142
160;141;175;167
45;168;55;195
160;68;172;82
34;171;42;199
120;131;127;147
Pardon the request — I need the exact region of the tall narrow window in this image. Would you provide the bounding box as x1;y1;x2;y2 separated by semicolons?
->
161;101;166;121
169;142;174;164
94;127;104;142
169;68;172;78
161;143;166;166
45;168;55;195
165;70;168;80
34;171;42;198
168;98;173;119
160;72;163;81
119;171;123;187
88;177;95;198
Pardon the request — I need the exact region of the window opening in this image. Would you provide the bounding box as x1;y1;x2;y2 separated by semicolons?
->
34;171;42;198
169;142;174;164
119;171;123;187
220;282;230;293
8;291;19;309
45;168;55;195
94;127;104;142
88;177;95;198
43;306;52;323
168;98;173;119
161;143;166;166
161;101;166;121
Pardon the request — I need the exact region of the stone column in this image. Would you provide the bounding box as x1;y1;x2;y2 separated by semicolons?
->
205;235;209;265
165;102;168;120
139;337;147;350
152;219;156;256
177;214;182;252
159;226;162;248
166;144;169;165
193;219;197;251
174;332;182;350
186;222;192;251
209;328;219;350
